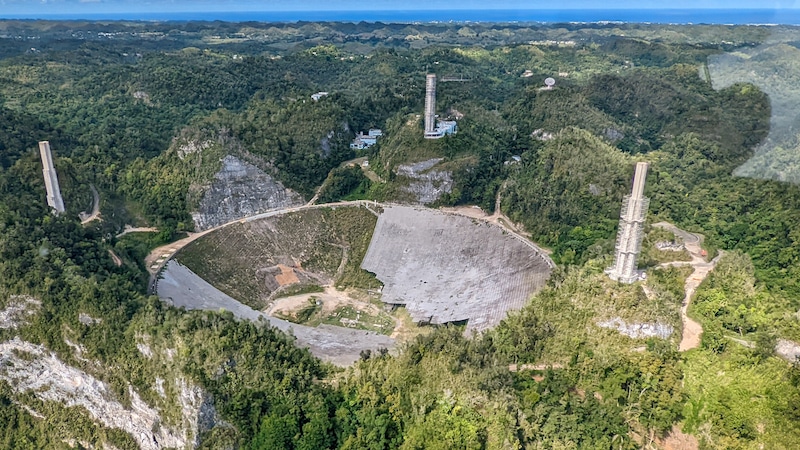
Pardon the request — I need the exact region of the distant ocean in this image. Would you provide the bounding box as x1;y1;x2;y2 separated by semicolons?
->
4;9;800;25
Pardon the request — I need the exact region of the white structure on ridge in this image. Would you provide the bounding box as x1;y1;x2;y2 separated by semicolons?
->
424;74;437;135
351;129;383;150
423;73;458;139
39;141;65;214
606;162;649;283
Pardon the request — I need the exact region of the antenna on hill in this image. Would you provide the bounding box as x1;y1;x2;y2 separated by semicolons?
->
544;77;556;89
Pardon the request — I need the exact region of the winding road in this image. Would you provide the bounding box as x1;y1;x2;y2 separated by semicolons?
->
79;184;101;224
653;222;723;351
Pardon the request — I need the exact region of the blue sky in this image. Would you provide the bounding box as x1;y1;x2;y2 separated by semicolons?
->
2;0;799;14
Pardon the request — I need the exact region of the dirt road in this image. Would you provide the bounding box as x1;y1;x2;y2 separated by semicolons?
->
116;226;160;238
107;249;123;267
439;180;554;261
79;184;101;224
306;158;384;206
653;222;723;351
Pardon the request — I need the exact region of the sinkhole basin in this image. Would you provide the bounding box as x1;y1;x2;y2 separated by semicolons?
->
156;202;553;365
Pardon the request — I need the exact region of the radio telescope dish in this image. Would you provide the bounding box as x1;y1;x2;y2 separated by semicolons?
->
544;77;556;87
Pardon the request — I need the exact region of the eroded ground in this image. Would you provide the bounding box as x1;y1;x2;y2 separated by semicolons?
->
267;286;396;335
157;261;394;366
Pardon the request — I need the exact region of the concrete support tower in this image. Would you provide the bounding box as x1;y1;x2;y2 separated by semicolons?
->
424;74;437;135
38;141;65;214
606;162;650;283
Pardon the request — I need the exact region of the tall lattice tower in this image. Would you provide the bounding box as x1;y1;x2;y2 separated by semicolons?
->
424;74;437;135
606;162;649;283
39;141;65;214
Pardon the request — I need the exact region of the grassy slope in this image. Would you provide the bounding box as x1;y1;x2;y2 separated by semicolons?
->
175;206;379;310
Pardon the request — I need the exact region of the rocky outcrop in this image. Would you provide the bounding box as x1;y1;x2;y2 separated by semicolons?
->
776;339;800;363
396;158;453;204
78;312;102;325
597;317;674;340
0;295;40;329
0;337;217;450
1;295;218;448
177;140;213;160
191;155;305;231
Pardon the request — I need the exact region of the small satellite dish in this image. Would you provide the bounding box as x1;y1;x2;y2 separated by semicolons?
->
544;77;556;87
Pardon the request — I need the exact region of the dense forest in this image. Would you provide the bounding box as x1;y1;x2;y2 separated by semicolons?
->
1;19;799;449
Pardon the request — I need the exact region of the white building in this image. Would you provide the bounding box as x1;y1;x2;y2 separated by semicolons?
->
351;129;382;150
424;120;458;139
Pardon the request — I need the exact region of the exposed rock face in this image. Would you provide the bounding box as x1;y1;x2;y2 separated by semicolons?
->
177;140;212;160
1;296;217;449
597;317;674;339
191;155;305;231
776;339;800;363
0;338;218;449
0;295;40;329
0;338;177;450
78;312;102;325
178;377;220;447
396;158;453;204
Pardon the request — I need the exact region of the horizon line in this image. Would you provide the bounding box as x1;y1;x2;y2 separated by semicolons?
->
7;7;800;13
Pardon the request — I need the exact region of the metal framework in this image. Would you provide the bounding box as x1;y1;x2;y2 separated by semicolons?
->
39;141;65;214
424;74;437;135
606;162;649;283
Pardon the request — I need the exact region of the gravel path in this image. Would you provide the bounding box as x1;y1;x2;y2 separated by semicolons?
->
654;222;723;351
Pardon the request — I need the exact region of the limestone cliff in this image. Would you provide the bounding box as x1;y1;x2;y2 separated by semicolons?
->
396;158;453;204
191;155;305;231
0;297;219;449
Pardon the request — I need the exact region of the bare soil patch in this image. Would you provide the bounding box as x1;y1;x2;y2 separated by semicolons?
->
268;286;366;316
274;264;300;286
266;286;381;316
439;205;489;219
267;286;394;333
659;425;699;450
117;225;159;238
79;184;101;225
